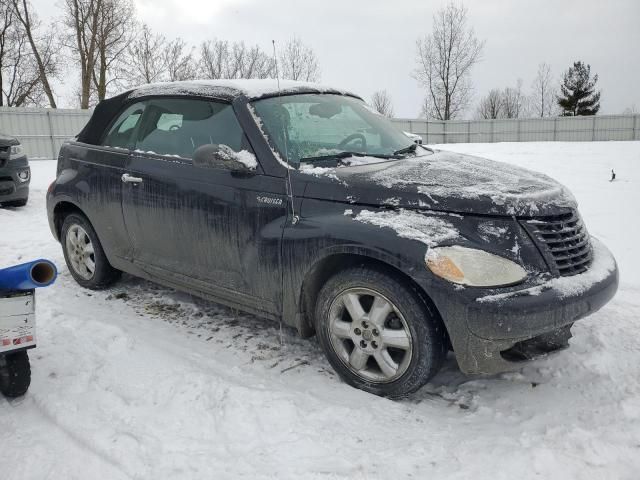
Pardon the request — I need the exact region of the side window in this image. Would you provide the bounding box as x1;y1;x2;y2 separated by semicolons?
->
102;102;145;149
134;98;248;160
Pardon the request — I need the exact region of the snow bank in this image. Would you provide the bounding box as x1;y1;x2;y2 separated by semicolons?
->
2;142;640;480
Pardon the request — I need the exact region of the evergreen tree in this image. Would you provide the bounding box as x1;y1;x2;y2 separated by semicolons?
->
557;61;601;116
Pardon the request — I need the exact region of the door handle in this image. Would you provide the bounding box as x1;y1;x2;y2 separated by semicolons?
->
121;173;143;184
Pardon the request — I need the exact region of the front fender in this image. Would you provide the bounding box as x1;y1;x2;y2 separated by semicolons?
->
281;199;448;334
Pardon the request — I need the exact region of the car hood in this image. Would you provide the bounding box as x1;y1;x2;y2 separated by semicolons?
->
299;149;577;217
0;132;19;147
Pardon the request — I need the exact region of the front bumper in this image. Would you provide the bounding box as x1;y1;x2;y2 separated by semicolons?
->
0;156;30;202
428;237;619;374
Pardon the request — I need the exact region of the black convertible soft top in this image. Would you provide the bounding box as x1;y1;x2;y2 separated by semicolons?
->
77;90;131;145
76;79;359;145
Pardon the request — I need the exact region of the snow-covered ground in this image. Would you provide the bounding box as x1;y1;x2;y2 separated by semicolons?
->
1;141;639;480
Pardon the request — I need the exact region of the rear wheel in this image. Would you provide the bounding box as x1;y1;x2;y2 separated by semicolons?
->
61;213;121;289
315;267;447;398
0;351;31;397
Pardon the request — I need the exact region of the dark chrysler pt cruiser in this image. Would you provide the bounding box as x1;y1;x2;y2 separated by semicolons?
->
46;80;618;397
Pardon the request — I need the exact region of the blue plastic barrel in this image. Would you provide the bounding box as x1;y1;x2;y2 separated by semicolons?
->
0;259;57;291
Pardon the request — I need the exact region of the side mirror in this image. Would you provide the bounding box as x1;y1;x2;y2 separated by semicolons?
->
193;144;257;172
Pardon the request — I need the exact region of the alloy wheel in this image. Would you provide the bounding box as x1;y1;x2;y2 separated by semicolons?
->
65;224;96;280
328;287;413;383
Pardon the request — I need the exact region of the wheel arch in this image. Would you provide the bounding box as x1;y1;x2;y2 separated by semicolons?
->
297;251;449;346
52;200;90;241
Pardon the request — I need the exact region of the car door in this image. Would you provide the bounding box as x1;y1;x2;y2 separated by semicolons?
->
65;101;145;263
121;97;287;317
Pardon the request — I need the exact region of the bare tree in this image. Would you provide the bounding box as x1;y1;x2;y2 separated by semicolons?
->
414;2;484;120
278;37;320;82
241;44;273;79
120;24;168;86
10;0;58;107
476;89;503;119
63;0;134;107
199;39;273;80
0;0;12;105
419;96;431;118
370;90;394;117
92;0;135;101
63;0;102;108
501;79;526;118
164;37;196;82
1;0;44;106
199;39;229;79
531;63;556;117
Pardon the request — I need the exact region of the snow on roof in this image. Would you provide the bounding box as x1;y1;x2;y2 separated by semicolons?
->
126;79;359;101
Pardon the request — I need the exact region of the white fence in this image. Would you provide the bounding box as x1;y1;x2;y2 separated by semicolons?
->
1;106;639;160
0;107;90;160
394;115;640;144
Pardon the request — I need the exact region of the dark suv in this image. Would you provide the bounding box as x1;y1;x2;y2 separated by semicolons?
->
46;80;619;397
0;132;30;207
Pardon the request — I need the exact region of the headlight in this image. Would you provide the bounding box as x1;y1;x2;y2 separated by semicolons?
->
10;144;24;159
17;170;30;182
426;246;527;287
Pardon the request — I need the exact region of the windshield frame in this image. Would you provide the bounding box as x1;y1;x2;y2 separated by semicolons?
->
249;93;423;169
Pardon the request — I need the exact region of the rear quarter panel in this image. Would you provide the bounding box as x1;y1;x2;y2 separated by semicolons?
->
48;142;131;262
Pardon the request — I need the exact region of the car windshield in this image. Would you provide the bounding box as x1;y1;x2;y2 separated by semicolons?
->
250;94;427;168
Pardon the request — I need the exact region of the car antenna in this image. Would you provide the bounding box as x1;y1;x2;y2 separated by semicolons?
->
272;39;298;226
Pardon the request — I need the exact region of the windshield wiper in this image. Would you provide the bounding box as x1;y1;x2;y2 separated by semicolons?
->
299;151;393;164
393;143;418;156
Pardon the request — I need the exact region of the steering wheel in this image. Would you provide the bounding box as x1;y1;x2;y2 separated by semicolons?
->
337;133;367;150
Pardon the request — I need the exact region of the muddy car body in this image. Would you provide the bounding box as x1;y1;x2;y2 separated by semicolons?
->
46;80;619;397
0;132;30;207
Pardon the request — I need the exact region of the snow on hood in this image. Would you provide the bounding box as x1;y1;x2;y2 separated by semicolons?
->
299;149;578;217
352;209;459;247
366;150;577;216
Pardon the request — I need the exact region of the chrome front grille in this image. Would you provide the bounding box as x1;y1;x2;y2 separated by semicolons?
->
523;211;593;276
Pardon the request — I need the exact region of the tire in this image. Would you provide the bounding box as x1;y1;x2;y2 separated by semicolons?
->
2;198;28;207
0;351;31;397
315;267;447;398
61;212;121;289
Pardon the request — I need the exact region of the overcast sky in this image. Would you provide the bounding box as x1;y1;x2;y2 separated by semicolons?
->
37;0;640;117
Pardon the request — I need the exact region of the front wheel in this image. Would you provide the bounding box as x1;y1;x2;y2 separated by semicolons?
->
315;267;447;398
